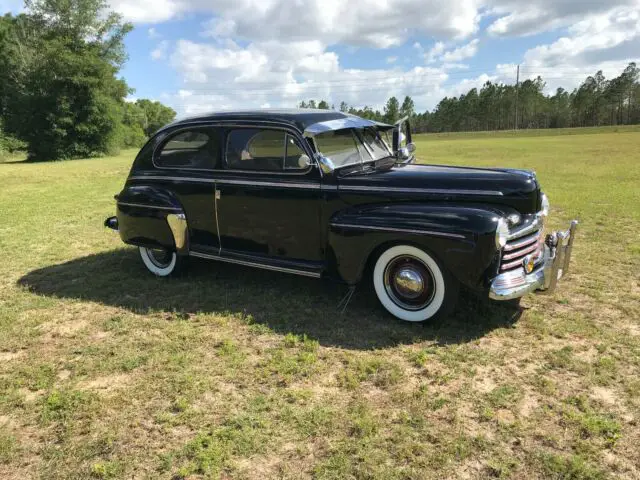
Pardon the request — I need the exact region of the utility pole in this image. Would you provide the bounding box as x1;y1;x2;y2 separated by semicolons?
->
515;64;520;130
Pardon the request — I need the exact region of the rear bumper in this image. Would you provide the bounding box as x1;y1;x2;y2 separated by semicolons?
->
489;220;578;301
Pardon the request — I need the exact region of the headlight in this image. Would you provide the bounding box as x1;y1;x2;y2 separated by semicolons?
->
541;193;550;217
495;218;509;249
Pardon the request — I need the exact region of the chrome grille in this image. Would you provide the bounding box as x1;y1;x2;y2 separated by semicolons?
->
500;223;544;272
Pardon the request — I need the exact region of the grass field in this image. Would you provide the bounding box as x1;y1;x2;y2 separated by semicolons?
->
1;127;639;479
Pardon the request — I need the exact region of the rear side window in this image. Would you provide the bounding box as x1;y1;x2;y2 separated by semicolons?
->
226;128;309;172
156;128;221;169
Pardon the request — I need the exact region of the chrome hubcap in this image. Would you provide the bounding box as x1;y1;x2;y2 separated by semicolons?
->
394;268;425;299
384;255;435;311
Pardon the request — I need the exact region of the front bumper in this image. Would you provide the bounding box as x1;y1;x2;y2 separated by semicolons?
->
489;220;578;301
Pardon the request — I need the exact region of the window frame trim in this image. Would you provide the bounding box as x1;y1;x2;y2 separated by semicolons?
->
152;125;222;172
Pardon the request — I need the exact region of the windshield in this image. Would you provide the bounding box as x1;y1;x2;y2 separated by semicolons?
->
315;127;392;168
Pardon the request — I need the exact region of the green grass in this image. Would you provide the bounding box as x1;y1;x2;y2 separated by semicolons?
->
1;127;639;478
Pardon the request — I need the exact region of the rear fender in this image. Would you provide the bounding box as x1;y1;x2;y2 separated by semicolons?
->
328;203;501;289
116;186;188;254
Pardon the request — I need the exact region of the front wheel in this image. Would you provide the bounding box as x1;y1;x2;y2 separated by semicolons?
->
373;245;458;322
139;246;187;277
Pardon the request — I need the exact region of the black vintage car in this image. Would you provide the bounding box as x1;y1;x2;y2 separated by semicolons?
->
105;109;577;322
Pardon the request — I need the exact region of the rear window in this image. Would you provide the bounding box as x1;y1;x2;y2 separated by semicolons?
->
156;128;221;169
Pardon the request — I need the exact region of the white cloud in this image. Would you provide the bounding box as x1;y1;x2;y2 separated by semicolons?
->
148;27;160;39
162;34;498;117
425;42;446;63
441;39;479;62
151;40;170;60
492;5;640;95
110;0;639;118
110;0;481;46
425;39;479;64
486;0;639;37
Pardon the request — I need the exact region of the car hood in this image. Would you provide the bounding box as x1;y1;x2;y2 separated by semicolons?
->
336;163;541;214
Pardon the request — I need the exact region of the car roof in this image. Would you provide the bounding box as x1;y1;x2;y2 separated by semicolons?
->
165;109;363;134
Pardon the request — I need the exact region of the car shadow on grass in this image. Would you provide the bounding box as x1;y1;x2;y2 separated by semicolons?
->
18;248;523;350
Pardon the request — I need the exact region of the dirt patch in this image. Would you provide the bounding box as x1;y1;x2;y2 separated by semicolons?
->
495;409;516;425
590;386;617;406
17;388;44;403
38;318;89;338
0;351;24;362
473;375;497;394
519;394;539;417
79;373;132;392
57;369;71;381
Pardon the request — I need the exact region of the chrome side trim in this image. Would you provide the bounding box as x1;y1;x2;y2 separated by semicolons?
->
129;175;214;184
330;223;466;240
338;185;504;196
128;176;321;190
189;251;322;278
117;201;182;211
217;179;321;190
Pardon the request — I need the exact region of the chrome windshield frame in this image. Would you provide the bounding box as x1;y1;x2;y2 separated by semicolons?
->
304;117;395;171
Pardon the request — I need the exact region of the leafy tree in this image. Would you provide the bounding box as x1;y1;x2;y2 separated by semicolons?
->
400;96;415;119
135;99;176;136
383;96;400;124
2;0;132;160
339;101;349;112
317;100;330;110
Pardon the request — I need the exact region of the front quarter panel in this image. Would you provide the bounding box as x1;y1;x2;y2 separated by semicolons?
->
328;203;501;289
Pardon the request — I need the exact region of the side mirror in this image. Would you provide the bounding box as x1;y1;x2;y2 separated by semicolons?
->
316;154;335;174
406;142;416;154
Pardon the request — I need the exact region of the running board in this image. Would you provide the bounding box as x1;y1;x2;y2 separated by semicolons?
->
189;250;322;278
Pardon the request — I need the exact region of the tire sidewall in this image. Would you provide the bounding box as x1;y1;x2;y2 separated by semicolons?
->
373;245;446;322
139;246;177;277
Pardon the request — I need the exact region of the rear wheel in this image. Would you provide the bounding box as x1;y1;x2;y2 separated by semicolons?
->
139;246;186;277
373;245;458;322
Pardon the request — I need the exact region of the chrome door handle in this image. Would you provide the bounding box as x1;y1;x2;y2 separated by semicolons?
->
215;189;221;200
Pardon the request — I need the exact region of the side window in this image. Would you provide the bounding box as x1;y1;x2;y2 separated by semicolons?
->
226;129;309;172
156;128;221;169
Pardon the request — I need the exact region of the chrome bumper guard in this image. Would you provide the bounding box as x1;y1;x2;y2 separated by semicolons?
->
490;220;578;301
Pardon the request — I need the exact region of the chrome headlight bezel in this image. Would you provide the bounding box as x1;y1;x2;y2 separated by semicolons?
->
540;193;550;217
495;218;510;249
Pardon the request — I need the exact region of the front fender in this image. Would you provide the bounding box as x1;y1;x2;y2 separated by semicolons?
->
116;185;188;253
328;203;502;289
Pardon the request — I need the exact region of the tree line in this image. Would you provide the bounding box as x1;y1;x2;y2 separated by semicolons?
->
0;0;175;161
300;63;640;133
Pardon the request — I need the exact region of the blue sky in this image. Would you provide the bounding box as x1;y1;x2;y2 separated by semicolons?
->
3;0;639;117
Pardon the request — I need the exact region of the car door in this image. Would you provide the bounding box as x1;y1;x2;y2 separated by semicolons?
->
153;126;222;251
214;125;324;270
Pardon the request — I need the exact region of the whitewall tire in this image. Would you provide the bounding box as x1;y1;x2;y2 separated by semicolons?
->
139;246;180;277
373;245;457;322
